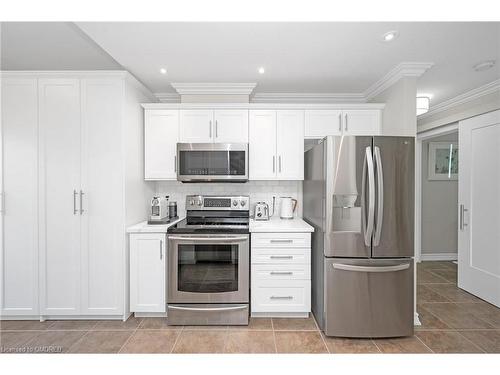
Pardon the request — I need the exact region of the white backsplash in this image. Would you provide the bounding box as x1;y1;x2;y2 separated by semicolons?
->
155;180;303;218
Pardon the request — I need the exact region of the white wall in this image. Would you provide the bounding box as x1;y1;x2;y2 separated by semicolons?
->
421;132;458;256
155;180;303;219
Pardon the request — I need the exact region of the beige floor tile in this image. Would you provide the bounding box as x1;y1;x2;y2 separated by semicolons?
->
322;335;379;353
183;325;228;330
416;306;451;330
25;330;87;353
418;261;456;271
272;316;318;331
172;330;227;353
373;336;432;353
416;330;483;353
417;285;450;303
422;303;493;329
458;302;500;328
417;269;449;284
227;318;272;331
458;330;500;353
428;269;457;283
68;330;133;353
224;331;276;353
138;318;178;330
0;331;39;352
48;320;97;330
275;331;327;353
0;320;52;331
425;284;484;303
93;317;143;330
120;330;180;353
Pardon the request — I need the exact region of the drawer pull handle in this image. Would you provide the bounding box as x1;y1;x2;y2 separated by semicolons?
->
270;239;293;243
270;296;293;300
270;255;293;259
270;271;293;275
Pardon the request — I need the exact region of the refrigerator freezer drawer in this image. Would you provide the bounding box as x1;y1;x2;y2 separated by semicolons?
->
324;258;414;338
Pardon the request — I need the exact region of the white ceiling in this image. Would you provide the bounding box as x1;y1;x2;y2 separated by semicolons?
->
2;22;499;107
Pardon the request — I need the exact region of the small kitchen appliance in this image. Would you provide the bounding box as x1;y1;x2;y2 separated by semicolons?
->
148;196;170;224
168;201;177;219
280;197;298;219
254;202;270;221
167;195;250;325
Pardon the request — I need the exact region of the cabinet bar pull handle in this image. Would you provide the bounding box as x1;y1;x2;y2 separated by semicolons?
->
174;155;177;172
279;156;282;173
209;120;212;138
73;190;78;215
79;190;84;215
345;114;348;131
160;240;163;259
338;113;342;132
270;239;293;243
270;296;293;300
273;156;275;173
215;120;218;138
270;271;293;275
459;204;468;230
270;255;293;259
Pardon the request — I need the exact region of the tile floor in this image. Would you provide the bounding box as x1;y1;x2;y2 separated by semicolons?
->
1;261;499;354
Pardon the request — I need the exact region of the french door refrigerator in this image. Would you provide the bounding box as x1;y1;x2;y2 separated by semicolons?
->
304;136;414;338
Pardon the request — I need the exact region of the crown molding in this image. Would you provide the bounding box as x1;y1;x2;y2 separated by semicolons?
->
0;70;128;77
154;92;181;103
364;62;434;101
170;82;257;95
418;79;500;120
251;92;366;103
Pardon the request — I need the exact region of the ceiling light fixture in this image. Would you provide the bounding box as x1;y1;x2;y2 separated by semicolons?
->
473;60;495;72
258;67;265;74
416;96;430;116
160;68;167;75
382;31;399;42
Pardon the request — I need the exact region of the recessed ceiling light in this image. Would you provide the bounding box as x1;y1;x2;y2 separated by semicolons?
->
473;60;495;72
382;31;399;42
160;68;167;75
416;96;430;116
258;67;265;74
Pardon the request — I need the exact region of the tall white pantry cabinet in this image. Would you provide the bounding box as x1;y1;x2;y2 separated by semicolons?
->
0;72;155;320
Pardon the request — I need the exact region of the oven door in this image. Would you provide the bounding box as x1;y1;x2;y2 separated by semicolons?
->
177;143;248;182
168;234;249;303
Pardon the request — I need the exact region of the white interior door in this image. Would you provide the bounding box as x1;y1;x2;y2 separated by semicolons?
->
458;110;500;307
39;79;82;315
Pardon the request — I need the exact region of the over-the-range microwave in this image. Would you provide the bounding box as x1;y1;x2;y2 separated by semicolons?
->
176;143;248;182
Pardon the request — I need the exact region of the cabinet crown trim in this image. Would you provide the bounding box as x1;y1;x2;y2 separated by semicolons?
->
141;103;385;110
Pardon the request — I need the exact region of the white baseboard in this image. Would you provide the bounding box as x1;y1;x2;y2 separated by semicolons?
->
420;252;458;261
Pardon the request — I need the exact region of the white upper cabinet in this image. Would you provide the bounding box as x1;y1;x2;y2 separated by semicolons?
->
213;109;248;143
249;110;304;180
342;109;381;135
305;109;381;137
179;109;213;142
304;110;342;138
249;110;277;180
144;109;179;180
277;110;304;180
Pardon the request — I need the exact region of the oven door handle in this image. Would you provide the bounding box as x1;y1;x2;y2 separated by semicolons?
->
168;236;248;241
168;305;247;312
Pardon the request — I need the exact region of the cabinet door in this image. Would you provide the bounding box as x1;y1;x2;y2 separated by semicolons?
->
80;79;124;315
249;110;277;180
130;233;166;312
179;109;213;142
38;79;82;315
145;109;179;180
1;78;39;316
214;109;249;143
304;109;342;138
277;110;304;180
342;110;381;135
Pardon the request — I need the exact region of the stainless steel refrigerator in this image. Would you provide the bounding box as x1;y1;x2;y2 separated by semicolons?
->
304;136;414;338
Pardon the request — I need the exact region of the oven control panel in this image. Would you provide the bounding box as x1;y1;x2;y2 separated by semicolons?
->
186;195;249;211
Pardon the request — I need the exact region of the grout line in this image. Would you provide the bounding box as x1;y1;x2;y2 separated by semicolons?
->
271;318;278;354
117;328;139;353
454;330;487;353
169;325;184;353
371;339;382;353
414;334;435;353
66;329;92;353
311;313;330;353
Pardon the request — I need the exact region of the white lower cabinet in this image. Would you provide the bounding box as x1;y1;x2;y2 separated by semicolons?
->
251;232;311;316
129;234;166;313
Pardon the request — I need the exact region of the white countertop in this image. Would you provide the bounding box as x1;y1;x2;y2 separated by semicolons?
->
126;217;184;233
249;217;314;233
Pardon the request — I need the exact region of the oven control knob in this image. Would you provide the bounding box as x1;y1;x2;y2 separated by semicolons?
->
189;199;195;206
232;200;238;207
240;200;246;207
197;201;202;206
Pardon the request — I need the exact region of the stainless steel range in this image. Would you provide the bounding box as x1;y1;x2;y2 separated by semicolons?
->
166;195;250;325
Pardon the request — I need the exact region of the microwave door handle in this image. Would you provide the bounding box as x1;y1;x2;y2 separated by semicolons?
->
373;146;383;246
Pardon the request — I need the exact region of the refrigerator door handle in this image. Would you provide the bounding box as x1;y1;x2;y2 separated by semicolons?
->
361;146;375;246
332;263;410;273
373;146;384;246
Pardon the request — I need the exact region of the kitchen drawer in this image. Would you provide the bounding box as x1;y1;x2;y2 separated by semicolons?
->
251;233;311;248
251;280;311;313
251;264;310;281
251;248;310;264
